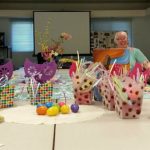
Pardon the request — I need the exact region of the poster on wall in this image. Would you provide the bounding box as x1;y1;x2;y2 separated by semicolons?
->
91;31;117;52
90;31;129;52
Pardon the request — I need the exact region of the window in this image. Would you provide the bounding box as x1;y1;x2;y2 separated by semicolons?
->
11;20;33;52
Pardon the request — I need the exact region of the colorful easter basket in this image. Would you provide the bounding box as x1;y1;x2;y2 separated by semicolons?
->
0;60;14;108
27;81;53;105
0;85;15;108
24;59;57;105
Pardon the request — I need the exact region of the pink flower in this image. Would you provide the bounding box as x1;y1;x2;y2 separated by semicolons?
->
48;47;53;51
41;52;53;61
40;32;72;62
60;32;72;40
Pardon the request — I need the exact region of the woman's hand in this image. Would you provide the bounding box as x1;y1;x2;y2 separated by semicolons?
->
142;60;150;70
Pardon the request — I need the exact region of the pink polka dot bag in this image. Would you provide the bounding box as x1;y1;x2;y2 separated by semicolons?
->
113;76;144;119
72;72;94;105
98;76;115;111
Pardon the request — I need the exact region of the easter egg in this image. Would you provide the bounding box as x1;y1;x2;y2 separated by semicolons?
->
71;104;79;113
37;103;44;108
60;105;70;114
36;106;47;115
47;106;59;116
58;101;65;107
53;104;61;112
45;102;53;108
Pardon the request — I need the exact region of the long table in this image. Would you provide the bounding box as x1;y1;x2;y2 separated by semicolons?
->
0;99;150;150
0;123;54;150
0;69;150;150
1;98;150;150
55;99;150;150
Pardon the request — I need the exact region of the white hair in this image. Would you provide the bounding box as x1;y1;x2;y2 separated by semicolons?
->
114;31;128;44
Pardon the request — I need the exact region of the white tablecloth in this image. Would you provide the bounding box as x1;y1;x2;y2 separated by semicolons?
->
0;103;104;125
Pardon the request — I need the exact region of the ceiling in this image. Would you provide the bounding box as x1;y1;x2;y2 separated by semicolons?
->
0;0;149;10
0;0;149;2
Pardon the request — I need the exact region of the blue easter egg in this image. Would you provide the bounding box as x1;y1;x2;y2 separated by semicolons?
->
45;102;53;108
37;104;44;108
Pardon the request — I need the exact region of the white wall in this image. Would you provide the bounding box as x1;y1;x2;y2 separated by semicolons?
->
0;9;150;68
12;52;37;69
132;16;150;59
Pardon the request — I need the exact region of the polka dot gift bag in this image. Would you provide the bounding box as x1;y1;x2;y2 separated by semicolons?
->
70;58;103;105
72;72;94;105
113;76;144;119
98;76;115;111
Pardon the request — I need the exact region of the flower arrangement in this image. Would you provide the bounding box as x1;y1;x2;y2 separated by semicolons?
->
38;32;72;62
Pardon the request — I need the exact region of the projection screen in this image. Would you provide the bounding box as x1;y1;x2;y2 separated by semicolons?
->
34;11;90;55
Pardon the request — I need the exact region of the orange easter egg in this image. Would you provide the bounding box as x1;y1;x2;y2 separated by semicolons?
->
36;106;47;115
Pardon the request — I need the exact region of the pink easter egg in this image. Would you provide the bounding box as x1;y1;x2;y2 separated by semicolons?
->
58;101;65;107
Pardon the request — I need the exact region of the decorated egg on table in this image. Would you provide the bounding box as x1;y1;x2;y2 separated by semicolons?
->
36;106;47;115
71;104;79;113
47;106;59;116
53;104;61;112
58;101;65;107
45;102;53;108
60;105;70;114
37;103;45;108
